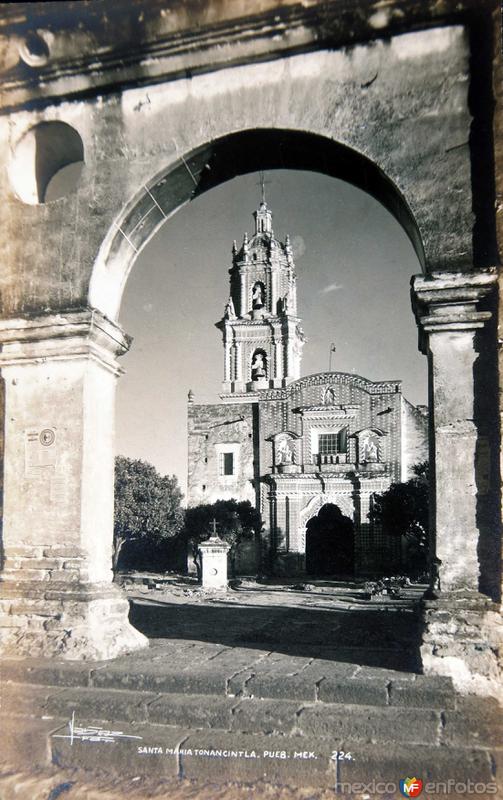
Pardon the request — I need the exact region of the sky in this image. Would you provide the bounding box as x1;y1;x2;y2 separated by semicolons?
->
116;169;427;499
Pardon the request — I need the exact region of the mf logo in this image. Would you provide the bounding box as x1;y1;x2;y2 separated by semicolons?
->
399;777;423;797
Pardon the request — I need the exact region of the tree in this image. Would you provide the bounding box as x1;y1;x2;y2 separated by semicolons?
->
368;462;429;575
114;456;184;572
182;499;263;577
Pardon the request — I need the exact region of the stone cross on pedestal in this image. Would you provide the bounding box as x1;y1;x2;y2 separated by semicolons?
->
198;520;231;590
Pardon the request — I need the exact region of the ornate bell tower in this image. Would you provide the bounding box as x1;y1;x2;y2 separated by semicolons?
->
216;197;305;396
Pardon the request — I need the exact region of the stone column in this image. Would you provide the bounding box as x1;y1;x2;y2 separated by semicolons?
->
0;310;148;660
223;338;231;383
239;273;247;318
234;342;242;383
198;536;231;590
274;339;283;382
412;271;502;698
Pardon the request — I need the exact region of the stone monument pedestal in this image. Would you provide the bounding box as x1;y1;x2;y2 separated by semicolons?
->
198;536;231;590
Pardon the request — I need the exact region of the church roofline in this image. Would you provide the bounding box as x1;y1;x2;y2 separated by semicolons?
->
286;372;402;394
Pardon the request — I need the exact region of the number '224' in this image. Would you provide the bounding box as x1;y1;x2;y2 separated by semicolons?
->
331;751;353;761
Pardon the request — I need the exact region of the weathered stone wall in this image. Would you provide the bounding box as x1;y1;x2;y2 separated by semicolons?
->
400;398;428;480
187;402;256;507
0;24;475;323
493;6;503;604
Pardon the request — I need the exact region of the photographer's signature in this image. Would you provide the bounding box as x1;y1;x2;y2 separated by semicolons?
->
52;711;143;745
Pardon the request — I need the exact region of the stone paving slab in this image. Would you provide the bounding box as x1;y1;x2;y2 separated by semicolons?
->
148;694;238;730
388;674;456;708
238;671;322;702
45;687;160;726
1;658;97;687
296;704;442;745
230;699;302;735
317;676;389;706
50;719;188;779
440;697;503;749
178;730;336;788
1;713;68;769
91;663;230;695
1;682;68;718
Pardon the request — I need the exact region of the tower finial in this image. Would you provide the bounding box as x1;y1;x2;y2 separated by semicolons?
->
257;171;271;205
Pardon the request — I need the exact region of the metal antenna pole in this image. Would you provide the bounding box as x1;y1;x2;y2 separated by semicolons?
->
329;343;336;371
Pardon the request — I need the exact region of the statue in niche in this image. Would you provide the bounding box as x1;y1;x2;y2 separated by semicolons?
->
252;283;265;309
324;388;336;405
224;296;236;320
251;352;266;380
277;438;293;465
361;437;378;463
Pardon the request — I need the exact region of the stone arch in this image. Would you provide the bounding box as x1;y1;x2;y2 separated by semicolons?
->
89;129;425;322
299;493;354;551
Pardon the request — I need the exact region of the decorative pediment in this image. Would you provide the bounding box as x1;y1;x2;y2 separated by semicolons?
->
352;427;387;438
267;430;301;443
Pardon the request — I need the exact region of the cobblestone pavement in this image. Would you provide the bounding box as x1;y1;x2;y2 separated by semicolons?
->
125;577;425;672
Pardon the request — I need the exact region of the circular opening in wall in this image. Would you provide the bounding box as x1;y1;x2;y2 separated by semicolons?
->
18;29;53;67
9;121;84;205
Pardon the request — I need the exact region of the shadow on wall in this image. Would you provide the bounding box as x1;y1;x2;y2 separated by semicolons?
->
0;377;4;573
128;597;423;673
474;306;502;603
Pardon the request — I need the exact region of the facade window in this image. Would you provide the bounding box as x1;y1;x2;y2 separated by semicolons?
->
219;451;234;476
318;433;339;455
316;429;348;461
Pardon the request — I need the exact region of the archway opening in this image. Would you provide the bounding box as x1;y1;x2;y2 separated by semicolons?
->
109;129;428;594
305;504;355;577
91;128;425;322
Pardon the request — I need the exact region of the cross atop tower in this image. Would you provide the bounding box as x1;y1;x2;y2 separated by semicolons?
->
253;177;273;235
256;171;271;204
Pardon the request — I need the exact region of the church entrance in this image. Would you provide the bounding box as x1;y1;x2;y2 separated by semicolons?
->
305;504;355;577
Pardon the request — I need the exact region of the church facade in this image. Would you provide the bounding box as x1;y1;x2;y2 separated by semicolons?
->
187;200;428;577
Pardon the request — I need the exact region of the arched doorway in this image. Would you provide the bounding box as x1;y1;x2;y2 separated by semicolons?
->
305;504;355;577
